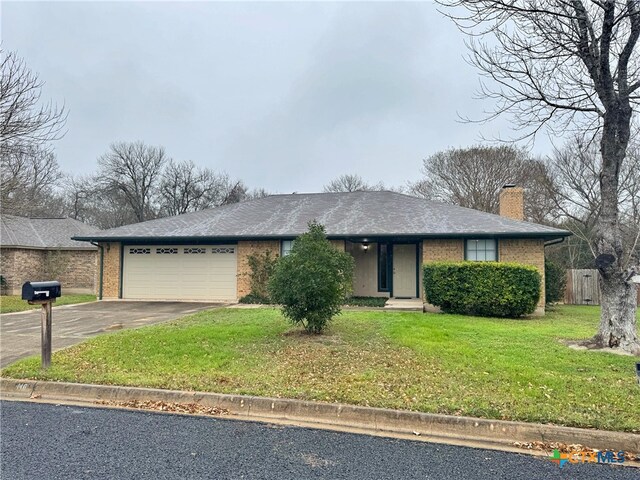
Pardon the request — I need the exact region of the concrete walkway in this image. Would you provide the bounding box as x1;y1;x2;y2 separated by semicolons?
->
0;301;220;368
384;298;424;311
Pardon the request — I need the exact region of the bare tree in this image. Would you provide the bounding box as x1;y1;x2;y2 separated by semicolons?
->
97;141;168;222
548;134;640;267
159;160;231;216
62;175;94;221
64;150;263;226
245;187;271;200
410;145;558;223
1;144;63;216
441;0;640;353
219;179;249;205
324;173;384;193
162;173;256;208
549;135;640;227
0;50;67;155
90;184;139;229
0;50;67;218
62;174;139;229
158;160;259;215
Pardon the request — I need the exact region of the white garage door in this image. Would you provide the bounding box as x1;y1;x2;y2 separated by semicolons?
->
123;245;237;301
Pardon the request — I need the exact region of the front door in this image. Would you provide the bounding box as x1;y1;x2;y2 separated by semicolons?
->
392;244;417;298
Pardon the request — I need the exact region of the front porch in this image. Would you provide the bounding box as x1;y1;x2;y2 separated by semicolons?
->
345;239;423;300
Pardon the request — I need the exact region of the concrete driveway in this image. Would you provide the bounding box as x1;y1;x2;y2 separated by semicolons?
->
0;301;221;368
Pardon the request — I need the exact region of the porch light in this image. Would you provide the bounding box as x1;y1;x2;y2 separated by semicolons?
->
362;242;369;253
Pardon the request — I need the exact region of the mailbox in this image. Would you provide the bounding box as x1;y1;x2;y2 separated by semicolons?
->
22;281;61;302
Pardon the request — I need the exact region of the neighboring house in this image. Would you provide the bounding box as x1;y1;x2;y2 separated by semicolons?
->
0;215;99;295
73;187;570;313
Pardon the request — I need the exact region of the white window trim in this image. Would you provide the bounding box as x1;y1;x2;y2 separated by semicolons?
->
281;240;294;256
465;239;497;262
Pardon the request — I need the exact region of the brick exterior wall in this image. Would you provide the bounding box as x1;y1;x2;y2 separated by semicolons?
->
330;239;346;252
0;247;97;295
100;242;121;299
499;187;525;220
54;250;97;292
236;239;346;299
422;239;464;263
499;238;546;309
236;240;281;299
0;248;43;295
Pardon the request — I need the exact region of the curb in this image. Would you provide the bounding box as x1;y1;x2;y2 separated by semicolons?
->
2;378;638;454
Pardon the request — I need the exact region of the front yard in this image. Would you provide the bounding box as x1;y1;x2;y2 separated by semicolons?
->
2;305;639;432
0;294;97;314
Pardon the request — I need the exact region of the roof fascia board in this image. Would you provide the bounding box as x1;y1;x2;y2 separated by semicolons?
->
0;245;98;251
73;230;571;243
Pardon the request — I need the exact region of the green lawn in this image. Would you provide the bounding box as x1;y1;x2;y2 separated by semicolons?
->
2;305;639;432
0;294;97;313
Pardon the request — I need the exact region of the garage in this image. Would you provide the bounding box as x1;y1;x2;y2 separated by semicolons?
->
122;245;237;301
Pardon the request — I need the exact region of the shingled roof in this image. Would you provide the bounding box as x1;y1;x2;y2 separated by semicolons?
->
72;191;570;242
1;215;99;250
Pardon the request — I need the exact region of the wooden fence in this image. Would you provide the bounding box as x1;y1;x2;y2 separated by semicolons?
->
564;269;640;305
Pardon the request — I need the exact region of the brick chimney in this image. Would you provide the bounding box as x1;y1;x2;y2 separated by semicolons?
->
499;184;524;221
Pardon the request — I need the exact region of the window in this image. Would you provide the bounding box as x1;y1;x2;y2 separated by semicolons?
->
129;248;150;255
212;247;235;254
465;239;497;261
378;243;390;291
184;248;206;254
281;240;294;256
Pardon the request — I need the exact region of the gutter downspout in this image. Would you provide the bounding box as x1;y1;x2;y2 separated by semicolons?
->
90;242;103;300
544;237;566;248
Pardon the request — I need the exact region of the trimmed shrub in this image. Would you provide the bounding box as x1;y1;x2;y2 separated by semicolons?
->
269;221;354;333
423;261;541;317
239;293;269;304
244;250;279;303
343;296;388;308
545;258;566;305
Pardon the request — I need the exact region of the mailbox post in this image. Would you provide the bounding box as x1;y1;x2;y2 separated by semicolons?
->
39;301;53;368
22;281;61;369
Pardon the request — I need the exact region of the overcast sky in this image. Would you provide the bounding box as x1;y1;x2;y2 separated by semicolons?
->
3;1;554;193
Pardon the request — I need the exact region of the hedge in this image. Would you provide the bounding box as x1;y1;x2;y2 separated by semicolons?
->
544;258;567;305
423;261;541;318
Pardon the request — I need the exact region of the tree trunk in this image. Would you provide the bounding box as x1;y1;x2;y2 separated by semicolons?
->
588;104;640;355
593;270;639;354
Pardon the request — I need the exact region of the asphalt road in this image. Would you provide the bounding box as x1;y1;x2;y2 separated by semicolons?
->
1;401;636;480
0;301;219;367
